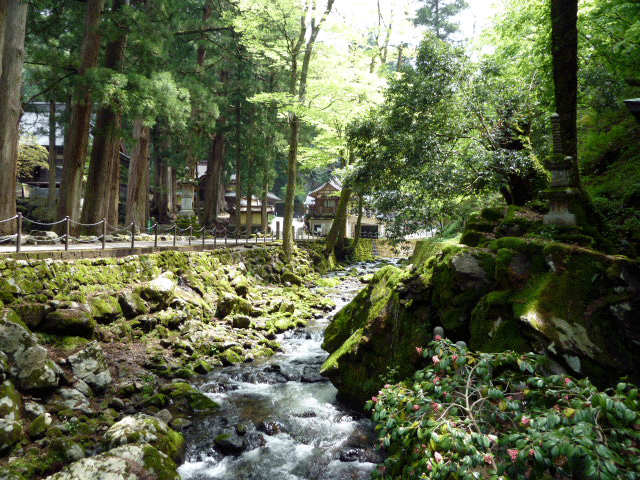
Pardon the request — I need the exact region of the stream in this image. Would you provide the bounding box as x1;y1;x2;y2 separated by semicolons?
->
177;261;395;480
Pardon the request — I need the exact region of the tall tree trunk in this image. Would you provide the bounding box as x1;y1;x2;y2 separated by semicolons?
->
0;1;26;234
245;155;254;238
81;0;128;230
202;132;225;225
56;0;105;230
323;186;351;254
261;155;269;233
282;114;299;253
234;104;242;234
283;0;335;259
47;100;57;208
125;119;150;231
346;196;364;254
550;0;578;185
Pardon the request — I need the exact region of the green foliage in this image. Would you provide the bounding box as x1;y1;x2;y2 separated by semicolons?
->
17;135;49;178
367;338;640;479
414;0;468;40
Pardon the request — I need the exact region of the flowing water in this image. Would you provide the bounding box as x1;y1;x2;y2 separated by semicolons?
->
178;261;395;480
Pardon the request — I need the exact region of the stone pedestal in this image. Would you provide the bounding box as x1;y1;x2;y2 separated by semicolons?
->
542;156;577;227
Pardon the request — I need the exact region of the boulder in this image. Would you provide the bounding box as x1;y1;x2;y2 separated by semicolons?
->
87;294;122;324
117;291;149;319
0;380;22;421
43;444;180;480
103;413;185;464
139;274;176;310
0;310;62;391
0;418;23;453
11;303;50;329
67;342;112;393
41;307;96;338
26;412;52;438
48;388;91;412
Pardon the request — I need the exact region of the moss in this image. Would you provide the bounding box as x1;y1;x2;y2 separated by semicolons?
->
480;207;506;222
320;328;364;375
220;349;243;365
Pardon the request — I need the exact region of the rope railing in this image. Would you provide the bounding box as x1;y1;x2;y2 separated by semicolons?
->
0;212;287;255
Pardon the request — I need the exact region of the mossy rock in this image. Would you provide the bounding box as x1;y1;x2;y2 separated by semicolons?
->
160;382;219;414
40;308;96;338
88;294;122;324
219;349;243;366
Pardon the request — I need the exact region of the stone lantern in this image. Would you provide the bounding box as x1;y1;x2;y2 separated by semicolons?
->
624;98;640;123
542;113;577;226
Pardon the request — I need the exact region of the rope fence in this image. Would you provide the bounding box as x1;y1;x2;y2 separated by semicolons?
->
0;213;338;254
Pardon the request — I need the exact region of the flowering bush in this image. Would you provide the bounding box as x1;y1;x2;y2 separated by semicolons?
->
365;339;640;479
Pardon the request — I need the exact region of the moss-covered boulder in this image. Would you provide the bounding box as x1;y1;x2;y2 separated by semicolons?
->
42;444;179;480
321;265;435;408
323;234;640;409
66;341;112;393
0;419;23;453
103;413;185;464
41;307;96;338
0;380;22;423
0;309;63;392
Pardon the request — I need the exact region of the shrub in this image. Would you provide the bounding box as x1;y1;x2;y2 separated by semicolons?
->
366;339;640;479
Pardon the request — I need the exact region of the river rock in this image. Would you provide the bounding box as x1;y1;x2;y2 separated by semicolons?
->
27;412;53;438
87;294;122;324
213;431;246;455
48;388;91;411
67;341;112;393
41;307;96;338
42;444;180;480
0;352;7;382
0;309;63;391
103;413;185;464
139;273;176;310
0;380;22;421
23;401;45;420
11;302;50;329
0;418;23;453
117;291;149;318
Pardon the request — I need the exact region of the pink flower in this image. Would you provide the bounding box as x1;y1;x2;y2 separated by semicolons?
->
508;449;518;462
529;448;536;458
427;462;433;471
452;354;458;363
521;416;530;426
484;454;493;465
434;452;443;463
434;376;440;384
432;355;440;364
384;384;391;389
431;401;440;412
412;404;421;411
416;346;423;355
564;377;571;385
371;396;378;403
435;335;442;341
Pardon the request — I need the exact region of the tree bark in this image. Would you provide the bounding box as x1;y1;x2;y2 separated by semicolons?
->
261;155;269;233
0;1;27;234
550;0;579;185
234;104;242;234
283;0;335;260
202;133;225;225
346;196;364;254
125;119;150;231
81;0;128;230
47;100;57;208
245;157;253;238
56;0;105;230
323;186;351;254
